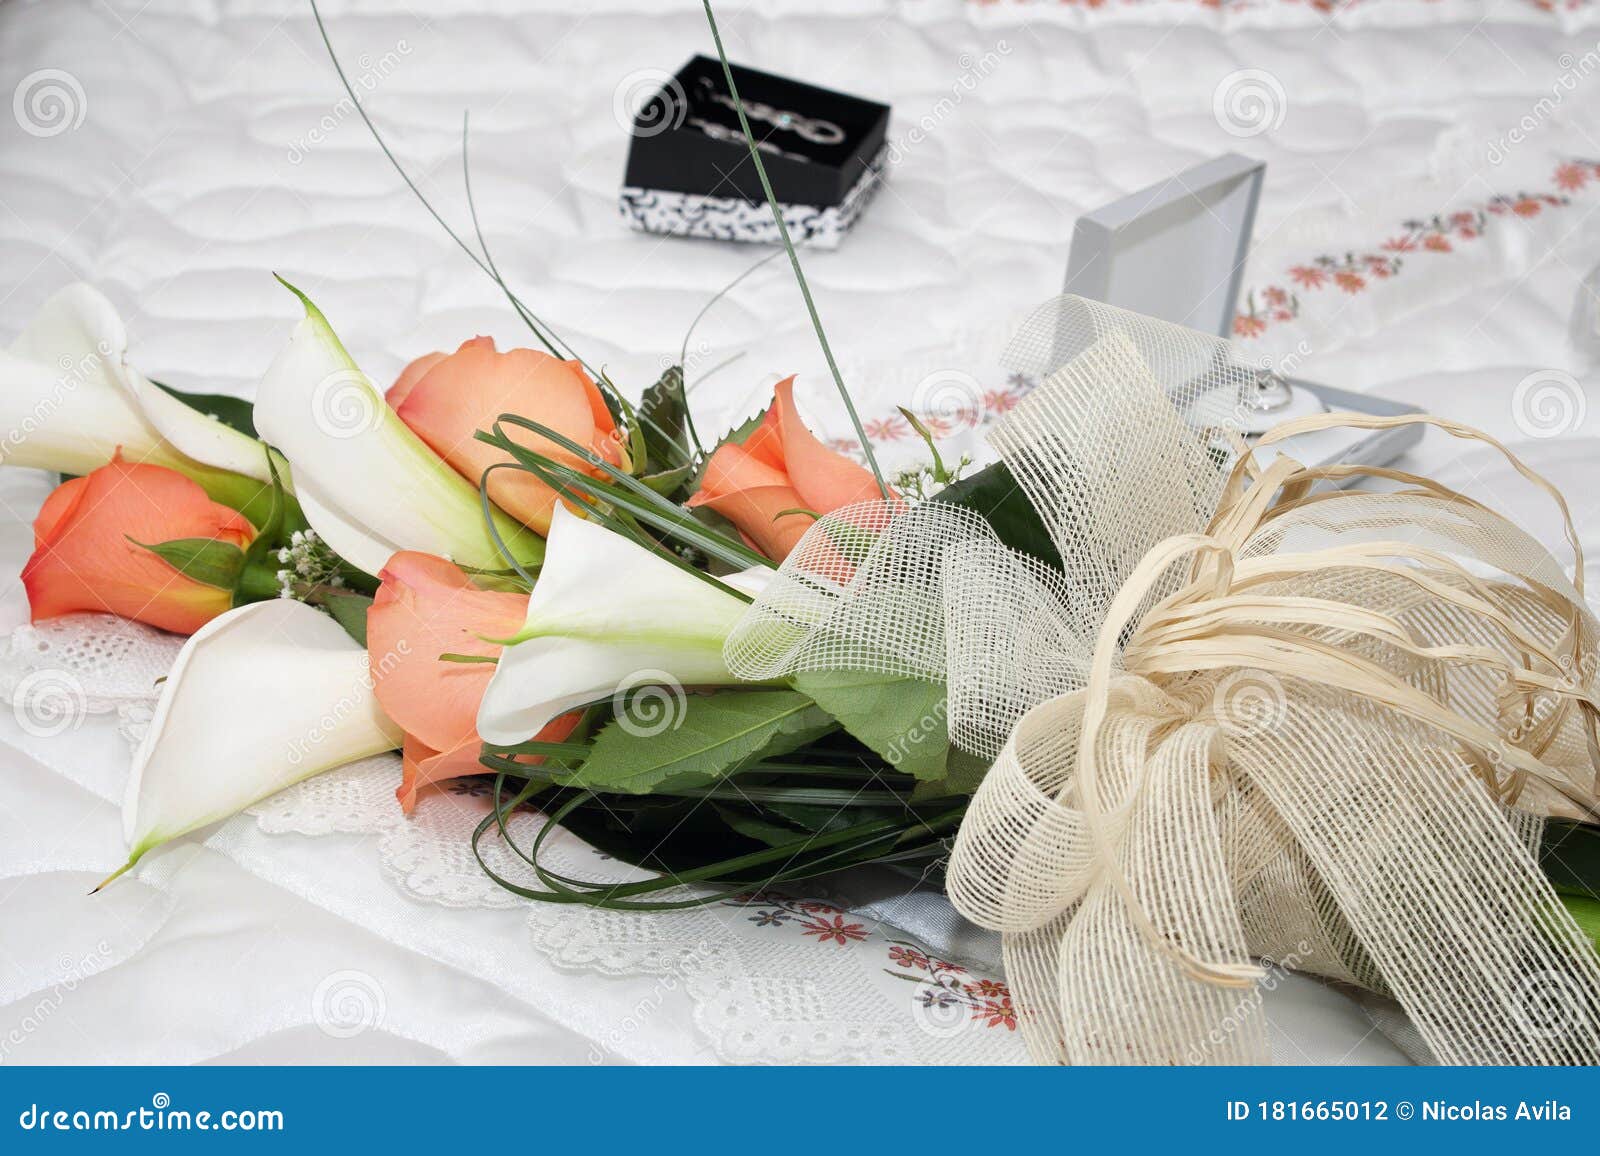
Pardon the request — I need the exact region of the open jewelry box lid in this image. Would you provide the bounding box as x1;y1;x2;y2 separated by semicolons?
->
1066;152;1263;340
1063;153;1422;470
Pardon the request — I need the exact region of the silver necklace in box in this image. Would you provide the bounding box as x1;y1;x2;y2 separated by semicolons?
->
695;76;846;147
688;116;812;163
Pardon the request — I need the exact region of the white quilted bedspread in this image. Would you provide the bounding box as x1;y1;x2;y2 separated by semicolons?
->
1;0;1598;1065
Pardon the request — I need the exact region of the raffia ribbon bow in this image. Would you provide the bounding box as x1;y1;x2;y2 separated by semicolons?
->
726;296;1600;1065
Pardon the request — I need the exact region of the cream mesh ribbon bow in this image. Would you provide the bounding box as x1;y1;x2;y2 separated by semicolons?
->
725;296;1600;1065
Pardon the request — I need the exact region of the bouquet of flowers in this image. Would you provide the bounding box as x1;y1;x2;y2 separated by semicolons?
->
4;0;1599;1065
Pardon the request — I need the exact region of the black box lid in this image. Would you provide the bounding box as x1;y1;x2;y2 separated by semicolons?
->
623;55;890;209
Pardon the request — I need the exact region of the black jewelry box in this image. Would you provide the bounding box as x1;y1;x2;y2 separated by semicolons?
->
620;55;890;248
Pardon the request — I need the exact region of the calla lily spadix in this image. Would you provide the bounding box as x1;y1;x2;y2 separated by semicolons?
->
106;599;402;888
476;503;770;746
253;280;544;577
0;283;276;509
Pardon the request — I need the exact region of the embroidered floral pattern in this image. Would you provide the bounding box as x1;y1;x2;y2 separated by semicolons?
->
830;372;1038;457
726;897;1015;1030
972;0;1585;15
1234;161;1598;340
883;941;1018;1032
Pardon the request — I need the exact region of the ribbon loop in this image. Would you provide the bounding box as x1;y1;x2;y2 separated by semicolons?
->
727;295;1600;1064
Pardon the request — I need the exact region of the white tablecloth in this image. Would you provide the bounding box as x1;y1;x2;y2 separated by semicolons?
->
1;0;1597;1064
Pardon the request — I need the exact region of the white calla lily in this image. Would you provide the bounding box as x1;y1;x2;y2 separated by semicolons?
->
1;283;273;491
110;599;402;884
253;281;542;576
477;503;770;746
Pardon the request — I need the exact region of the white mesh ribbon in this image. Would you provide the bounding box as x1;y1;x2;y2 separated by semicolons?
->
726;296;1600;1065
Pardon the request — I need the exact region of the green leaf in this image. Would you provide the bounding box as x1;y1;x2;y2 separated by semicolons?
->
1543;819;1600;902
641;462;697;498
132;536;245;591
152;380;258;438
563;689;835;795
713;804;807;847
318;591;373;647
793;670;949;781
1562;893;1600;955
638;365;693;468
934;460;1062;572
910;747;992;802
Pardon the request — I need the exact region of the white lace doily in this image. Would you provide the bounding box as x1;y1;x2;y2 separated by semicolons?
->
0;613;1027;1064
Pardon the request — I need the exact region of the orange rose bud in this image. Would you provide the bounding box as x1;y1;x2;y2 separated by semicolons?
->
687;376;886;561
22;457;255;635
366;551;579;813
387;337;624;534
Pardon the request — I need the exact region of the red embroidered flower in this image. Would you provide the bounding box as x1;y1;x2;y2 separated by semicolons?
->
966;979;1008;999
973;998;1018;1030
1422;234;1452;252
1288;265;1327;289
1383;236;1416;253
888;945;929;970
801;915;868;946
1555;164;1587;191
1233;315;1267;338
1262;286;1288;306
1512;197;1542;217
983;389;1021;415
863;417;907;442
1333;271;1366;294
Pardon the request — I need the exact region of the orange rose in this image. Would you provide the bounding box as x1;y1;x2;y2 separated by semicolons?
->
367;551;579;813
22;457;255;634
387;337;625;534
687;376;885;560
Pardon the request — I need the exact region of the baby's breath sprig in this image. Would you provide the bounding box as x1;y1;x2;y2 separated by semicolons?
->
273;528;347;600
893;407;971;502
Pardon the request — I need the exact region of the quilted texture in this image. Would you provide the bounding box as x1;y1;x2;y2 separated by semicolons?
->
0;0;1597;1064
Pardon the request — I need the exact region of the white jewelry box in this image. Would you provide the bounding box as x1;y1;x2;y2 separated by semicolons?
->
1065;153;1423;471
